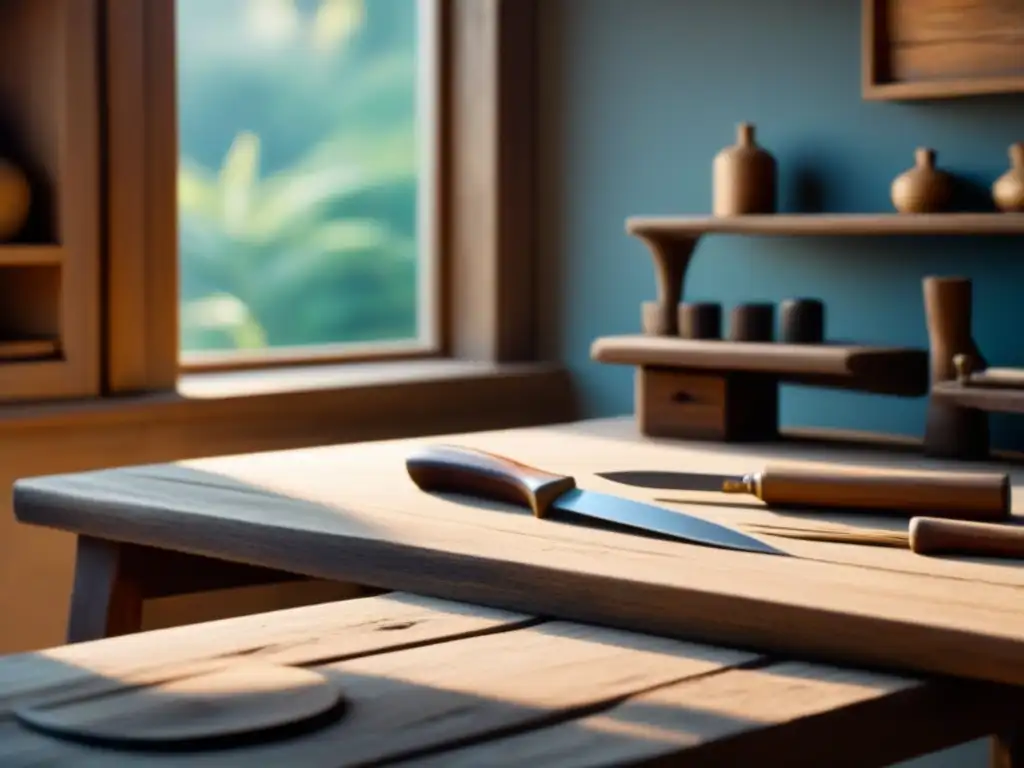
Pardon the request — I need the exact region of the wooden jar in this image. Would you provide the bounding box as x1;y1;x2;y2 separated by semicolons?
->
712;123;776;216
993;142;1024;212
891;148;952;214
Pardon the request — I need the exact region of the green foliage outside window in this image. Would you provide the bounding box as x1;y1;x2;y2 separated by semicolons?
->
177;0;420;353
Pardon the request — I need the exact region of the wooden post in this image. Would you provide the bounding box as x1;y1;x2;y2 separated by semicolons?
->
922;276;989;460
635;235;701;336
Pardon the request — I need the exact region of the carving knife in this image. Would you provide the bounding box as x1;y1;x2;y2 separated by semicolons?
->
405;445;785;556
598;466;1010;521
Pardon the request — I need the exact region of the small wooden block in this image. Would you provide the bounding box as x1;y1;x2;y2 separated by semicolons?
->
779;298;825;344
729;303;775;342
679;302;722;339
641;302;722;338
15;662;345;750
636;367;778;441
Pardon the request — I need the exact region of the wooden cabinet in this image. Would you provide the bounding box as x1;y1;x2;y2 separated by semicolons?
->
0;0;100;400
864;0;1024;100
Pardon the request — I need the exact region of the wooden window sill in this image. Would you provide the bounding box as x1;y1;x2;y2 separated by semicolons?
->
0;360;577;464
178;358;505;399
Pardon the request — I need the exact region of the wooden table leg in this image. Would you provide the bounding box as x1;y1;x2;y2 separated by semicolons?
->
66;536;143;643
993;732;1024;768
65;537;334;643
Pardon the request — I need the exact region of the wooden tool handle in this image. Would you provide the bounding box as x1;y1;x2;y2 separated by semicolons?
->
756;465;1009;521
406;445;576;518
910;517;1024;559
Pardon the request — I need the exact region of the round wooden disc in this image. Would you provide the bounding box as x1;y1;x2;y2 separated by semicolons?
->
15;662;344;749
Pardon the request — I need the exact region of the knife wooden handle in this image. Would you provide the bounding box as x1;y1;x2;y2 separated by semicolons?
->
755;465;1009;521
910;517;1024;559
406;445;576;518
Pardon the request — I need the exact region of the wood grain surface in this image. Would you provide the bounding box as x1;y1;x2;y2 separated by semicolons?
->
0;593;1015;766
16;417;1024;688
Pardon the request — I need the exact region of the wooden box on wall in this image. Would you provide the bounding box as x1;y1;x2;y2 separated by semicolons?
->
0;0;100;401
863;0;1024;100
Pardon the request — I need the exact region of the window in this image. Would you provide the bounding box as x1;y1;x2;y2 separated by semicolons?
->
101;0;556;407
175;0;437;370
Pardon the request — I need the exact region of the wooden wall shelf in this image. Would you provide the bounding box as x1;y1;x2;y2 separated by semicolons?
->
628;214;1024;337
628;214;1024;238
592;335;928;396
863;0;1024;101
611;221;1024;446
0;337;59;361
0;0;100;401
0;245;63;267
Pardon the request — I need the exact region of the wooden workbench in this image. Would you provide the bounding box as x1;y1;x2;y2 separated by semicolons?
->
14;416;1024;766
0;592;1013;766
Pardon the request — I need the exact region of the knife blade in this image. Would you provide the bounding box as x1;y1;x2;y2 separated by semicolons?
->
598;470;732;492
405;445;784;556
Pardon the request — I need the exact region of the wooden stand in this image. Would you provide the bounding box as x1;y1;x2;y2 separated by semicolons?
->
593;336;927;441
608;215;1012;442
0;0;101;401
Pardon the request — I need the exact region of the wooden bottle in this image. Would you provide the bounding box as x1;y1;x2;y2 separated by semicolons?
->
712;123;776;216
890;148;952;214
993;142;1024;212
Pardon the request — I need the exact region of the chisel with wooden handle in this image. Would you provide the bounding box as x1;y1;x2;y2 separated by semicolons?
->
601;465;1010;521
910;517;1024;558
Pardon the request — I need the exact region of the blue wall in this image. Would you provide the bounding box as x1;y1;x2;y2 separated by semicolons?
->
540;0;1024;448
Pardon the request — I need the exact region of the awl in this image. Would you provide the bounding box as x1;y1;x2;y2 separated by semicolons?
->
406;445;784;556
746;517;1024;561
599;465;1010;521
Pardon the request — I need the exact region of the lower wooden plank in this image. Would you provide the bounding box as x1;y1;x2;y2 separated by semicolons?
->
0;593;532;711
0;617;757;765
410;661;1016;768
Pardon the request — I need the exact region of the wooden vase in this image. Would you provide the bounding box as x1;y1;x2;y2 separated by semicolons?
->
712;123;776;216
0;158;30;242
890;148;952;214
993;142;1024;213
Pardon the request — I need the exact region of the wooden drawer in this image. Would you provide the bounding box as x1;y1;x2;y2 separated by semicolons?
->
636;367;778;441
